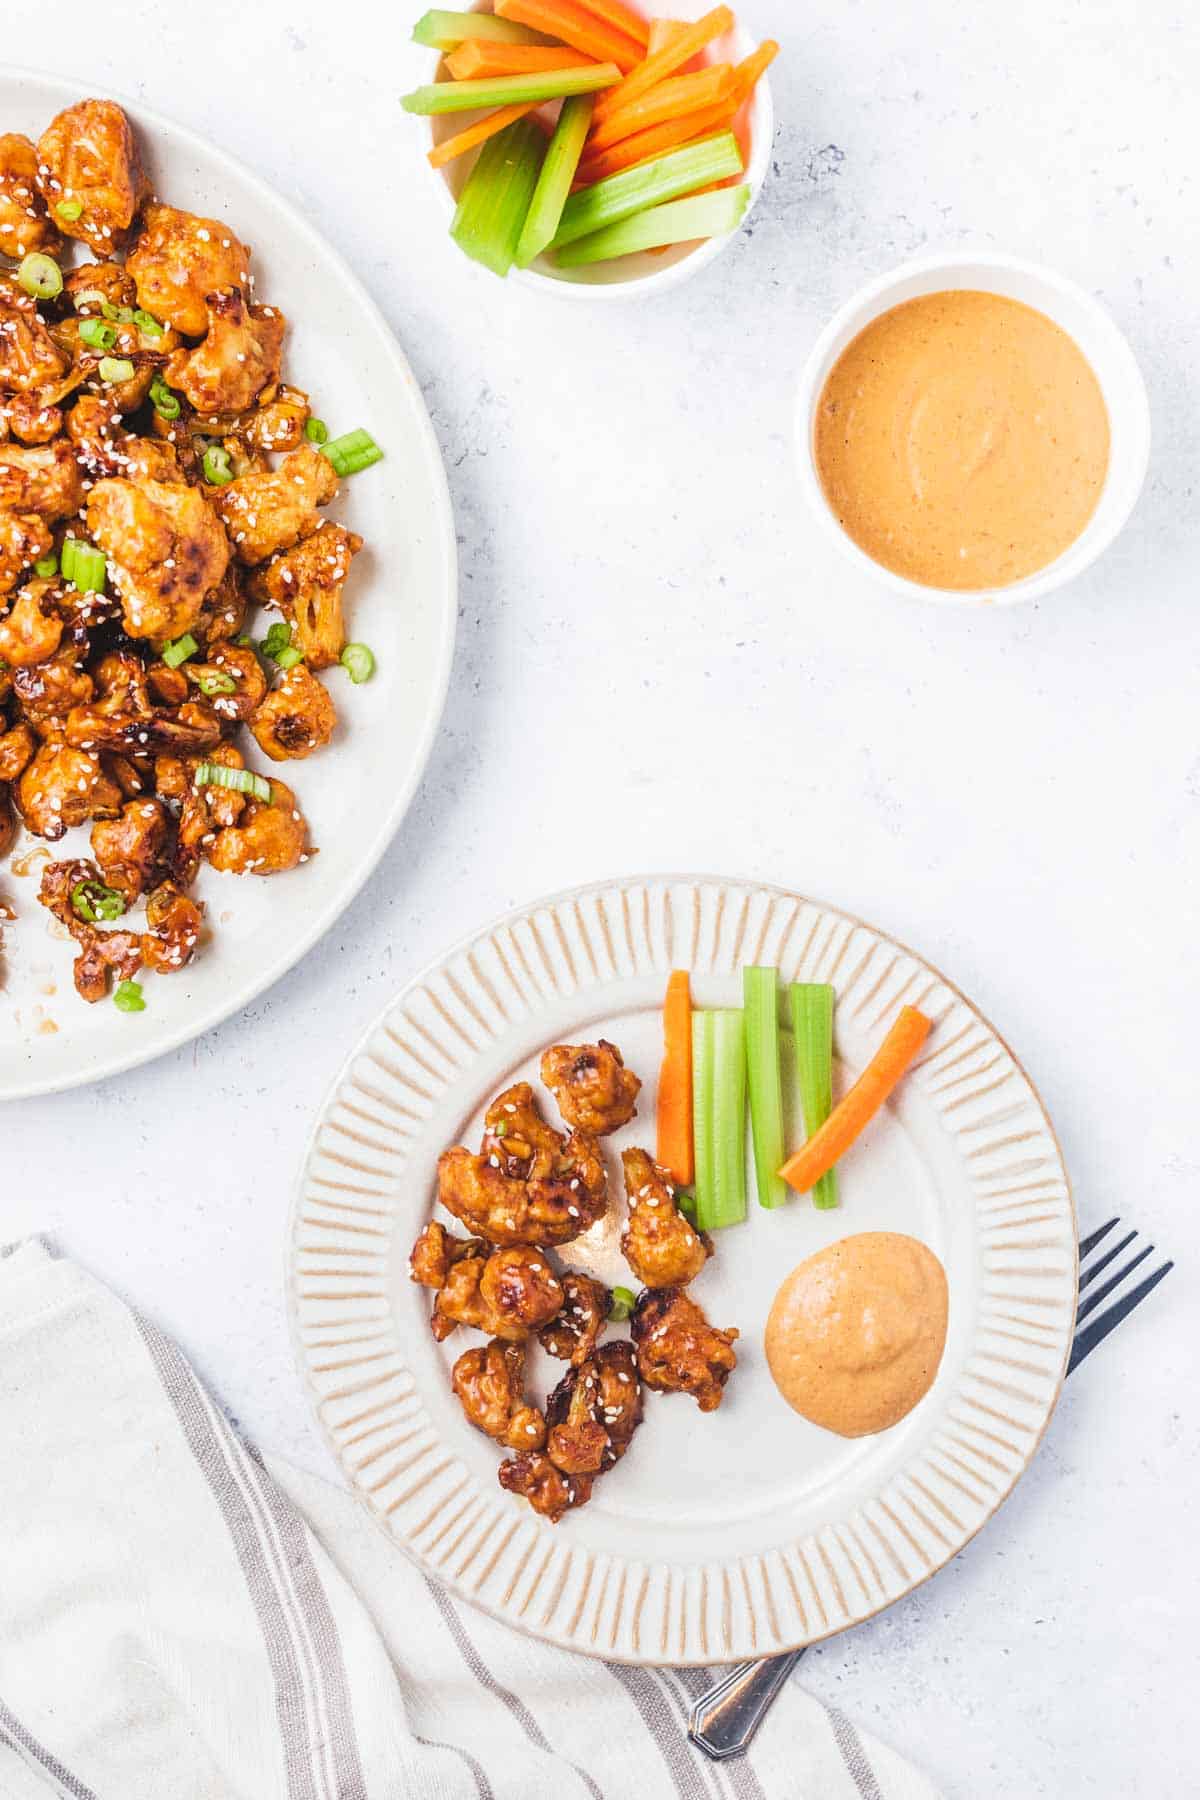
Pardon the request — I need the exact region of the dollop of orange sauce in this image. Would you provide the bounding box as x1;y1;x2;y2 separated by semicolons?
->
814;290;1110;591
764;1232;948;1438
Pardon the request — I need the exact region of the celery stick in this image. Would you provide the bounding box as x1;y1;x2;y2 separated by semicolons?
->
514;93;594;268
550;131;743;248
556;184;750;267
791;984;839;1210
412;10;550;48
402;64;620;113
691;1010;715;1233
709;1009;747;1229
743;967;789;1210
451;117;544;277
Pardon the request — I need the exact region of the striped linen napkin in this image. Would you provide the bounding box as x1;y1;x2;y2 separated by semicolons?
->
0;1240;940;1800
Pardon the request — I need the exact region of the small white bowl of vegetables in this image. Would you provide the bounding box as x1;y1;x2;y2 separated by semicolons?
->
405;2;776;291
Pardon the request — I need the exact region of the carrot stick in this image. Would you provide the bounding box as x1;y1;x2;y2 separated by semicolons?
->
647;17;691;52
778;1006;932;1194
577;0;650;49
729;38;779;104
428;102;541;168
657;970;694;1185
446;40;597;78
586;63;731;149
575;97;736;182
591;4;733;124
495;0;644;71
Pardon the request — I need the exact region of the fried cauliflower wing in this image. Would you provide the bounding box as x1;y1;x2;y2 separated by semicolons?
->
89;797;169;901
0;514;53;599
541;1039;641;1136
36;100;148;255
546;1341;643;1479
497;1452;592;1524
0;578;64;668
165;289;284;414
431;1244;563;1344
15;743;119;841
0;276;70;394
126;201;251;337
206;774;308;875
621;1147;711;1289
213;443;337;568
0;133;60;259
451;1339;547;1452
0;721;36;783
0;440;85;521
630;1287;738;1414
249;663;336;761
538;1270;611;1365
409;1219;486;1289
66;393;183;484
141;878;204;974
87;473;230;642
438;1084;609;1247
38;856;143;1002
246;520;360;669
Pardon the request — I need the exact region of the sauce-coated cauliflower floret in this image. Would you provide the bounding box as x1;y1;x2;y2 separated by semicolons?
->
87;473;230;642
36;100;148;255
452;1340;547;1453
0;277;69;394
165;288;284;414
0;133;60;259
213;443;336;567
630;1287;738;1414
497;1453;592;1524
0;440;85;521
541;1039;641;1136
0;578;64;668
246;521;361;669
249;663;336;761
621;1147;711;1289
141;878;204;973
0;514;54;597
206;774;308;875
538;1270;611;1366
126;201;251;337
90;797;169;900
15;743;120;841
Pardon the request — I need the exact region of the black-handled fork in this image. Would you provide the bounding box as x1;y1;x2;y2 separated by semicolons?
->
688;1218;1173;1761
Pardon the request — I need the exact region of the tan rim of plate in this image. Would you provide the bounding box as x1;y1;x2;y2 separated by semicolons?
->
288;875;1076;1665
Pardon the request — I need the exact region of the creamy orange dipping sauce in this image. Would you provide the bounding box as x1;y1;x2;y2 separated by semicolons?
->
814;290;1110;591
764;1232;948;1438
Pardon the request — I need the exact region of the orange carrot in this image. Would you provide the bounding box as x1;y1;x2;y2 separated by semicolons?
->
728;38;779;104
577;0;650;48
778;1006;932;1194
445;40;597;78
656;970;694;1185
591;4;733;123
586;63;732;150
427;102;542;169
574;97;736;182
647;17;691;52
495;0;644;71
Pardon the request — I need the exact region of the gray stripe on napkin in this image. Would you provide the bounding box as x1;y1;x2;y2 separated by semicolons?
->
0;1700;99;1800
135;1314;321;1800
424;1574;606;1800
606;1664;715;1800
828;1706;885;1800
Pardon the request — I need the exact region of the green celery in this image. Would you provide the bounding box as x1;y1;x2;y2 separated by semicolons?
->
556;184;750;267
451;117;545;277
402;63;620;114
791;984;839;1210
743;967;789;1209
514;93;594;268
550;131;743;249
709;1009;747;1229
691;1010;716;1234
412;10;550;48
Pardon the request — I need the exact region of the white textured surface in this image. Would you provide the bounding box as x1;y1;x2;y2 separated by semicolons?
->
3;2;1198;1793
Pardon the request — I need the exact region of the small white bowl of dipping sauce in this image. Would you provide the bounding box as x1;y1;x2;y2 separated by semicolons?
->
795;252;1151;604
420;1;774;298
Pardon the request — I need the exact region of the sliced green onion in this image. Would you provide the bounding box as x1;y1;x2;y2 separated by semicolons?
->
402;62;619;114
274;645;303;670
304;417;328;445
340;642;375;684
79;317;118;351
98;355;135;384
100;301;134;323
70;878;126;925
552;132;743;250
743;967;789;1210
149;376;181;420
692;1009;746;1231
412;8;551;48
791;984;838;1210
34;552;58;578
61;537;106;593
259;621;294;661
194;761;272;803
196;669;238;695
55;199;83;222
557;184;751;268
676;1187;697;1222
235;633;254;647
450;115;544;279
608;1285;636;1322
514;92;593;269
319;427;384;477
133;307;164;336
17;252;63;300
113;979;145;1013
202;444;234;485
72;289;107;309
161;632;198;669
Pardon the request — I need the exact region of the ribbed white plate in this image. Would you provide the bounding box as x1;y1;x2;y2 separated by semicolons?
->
289;876;1076;1665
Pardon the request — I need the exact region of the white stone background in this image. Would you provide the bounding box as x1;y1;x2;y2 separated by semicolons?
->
4;1;1199;1793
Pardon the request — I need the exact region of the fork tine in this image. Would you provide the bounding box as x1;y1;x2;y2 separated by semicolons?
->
1075;1242;1155;1323
1078;1217;1120;1259
1067;1260;1173;1374
1078;1228;1137;1291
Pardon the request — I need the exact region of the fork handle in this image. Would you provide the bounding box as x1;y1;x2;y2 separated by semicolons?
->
687;1650;805;1759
